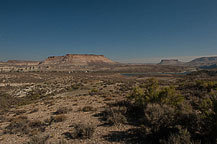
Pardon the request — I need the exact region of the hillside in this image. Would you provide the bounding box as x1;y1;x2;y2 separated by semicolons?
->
186;56;217;67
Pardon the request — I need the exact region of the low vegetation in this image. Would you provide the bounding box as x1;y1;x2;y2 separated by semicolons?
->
4;116;46;136
82;106;96;112
50;115;67;123
102;106;127;126
53;107;70;115
64;123;95;139
24;135;49;144
1;70;217;143
124;78;217;143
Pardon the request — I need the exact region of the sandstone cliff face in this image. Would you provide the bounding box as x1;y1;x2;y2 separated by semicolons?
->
40;54;116;66
158;59;183;65
40;56;65;65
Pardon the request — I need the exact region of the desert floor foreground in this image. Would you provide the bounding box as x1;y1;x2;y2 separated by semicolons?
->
0;71;177;144
1;69;217;144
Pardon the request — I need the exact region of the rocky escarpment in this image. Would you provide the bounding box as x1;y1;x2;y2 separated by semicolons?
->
0;54;117;72
40;54;116;66
158;59;183;65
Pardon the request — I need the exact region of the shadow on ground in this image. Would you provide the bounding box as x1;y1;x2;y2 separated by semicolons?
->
102;128;145;144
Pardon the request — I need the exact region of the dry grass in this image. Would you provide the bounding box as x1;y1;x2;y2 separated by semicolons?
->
64;123;95;139
53;107;70;115
4;116;46;136
50;115;67;123
82;106;96;112
102;107;127;126
24;135;49;144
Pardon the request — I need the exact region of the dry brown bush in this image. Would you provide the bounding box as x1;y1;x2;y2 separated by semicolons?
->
103;107;127;126
4;116;46;136
64;123;95;139
53;107;70;115
50;115;67;123
82;106;96;112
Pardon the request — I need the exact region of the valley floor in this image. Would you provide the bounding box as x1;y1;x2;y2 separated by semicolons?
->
1;69;217;143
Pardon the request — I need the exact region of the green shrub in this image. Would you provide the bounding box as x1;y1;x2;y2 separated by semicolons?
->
199;92;217;143
158;86;184;107
196;80;217;92
143;104;176;134
128;78;184;108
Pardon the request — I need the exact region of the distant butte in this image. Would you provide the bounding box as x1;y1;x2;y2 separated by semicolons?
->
0;54;117;72
158;59;183;65
39;54;116;66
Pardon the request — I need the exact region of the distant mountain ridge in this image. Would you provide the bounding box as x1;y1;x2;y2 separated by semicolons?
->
158;56;217;67
186;56;217;67
1;55;217;68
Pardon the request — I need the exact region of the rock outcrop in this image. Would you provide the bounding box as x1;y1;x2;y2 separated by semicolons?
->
158;59;183;65
40;54;116;66
0;54;116;72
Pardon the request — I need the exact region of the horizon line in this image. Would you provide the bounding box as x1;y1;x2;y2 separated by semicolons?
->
1;54;217;64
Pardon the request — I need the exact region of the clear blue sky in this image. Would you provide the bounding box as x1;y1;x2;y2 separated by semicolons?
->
0;0;217;63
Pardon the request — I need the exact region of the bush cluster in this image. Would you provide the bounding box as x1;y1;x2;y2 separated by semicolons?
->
103;106;127;126
127;78;217;143
63;124;95;139
4;116;46;136
128;78;184;108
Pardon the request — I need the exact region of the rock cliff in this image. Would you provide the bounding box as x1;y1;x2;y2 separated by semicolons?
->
40;54;116;66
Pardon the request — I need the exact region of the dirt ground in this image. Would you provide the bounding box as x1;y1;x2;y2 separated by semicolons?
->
0;71;183;144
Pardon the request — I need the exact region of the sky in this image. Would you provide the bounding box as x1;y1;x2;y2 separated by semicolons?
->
0;0;217;63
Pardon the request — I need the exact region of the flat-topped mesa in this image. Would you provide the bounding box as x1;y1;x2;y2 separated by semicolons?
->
159;59;183;65
40;54;116;66
65;54;104;57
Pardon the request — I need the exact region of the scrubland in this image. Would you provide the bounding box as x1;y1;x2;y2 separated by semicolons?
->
0;69;217;143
